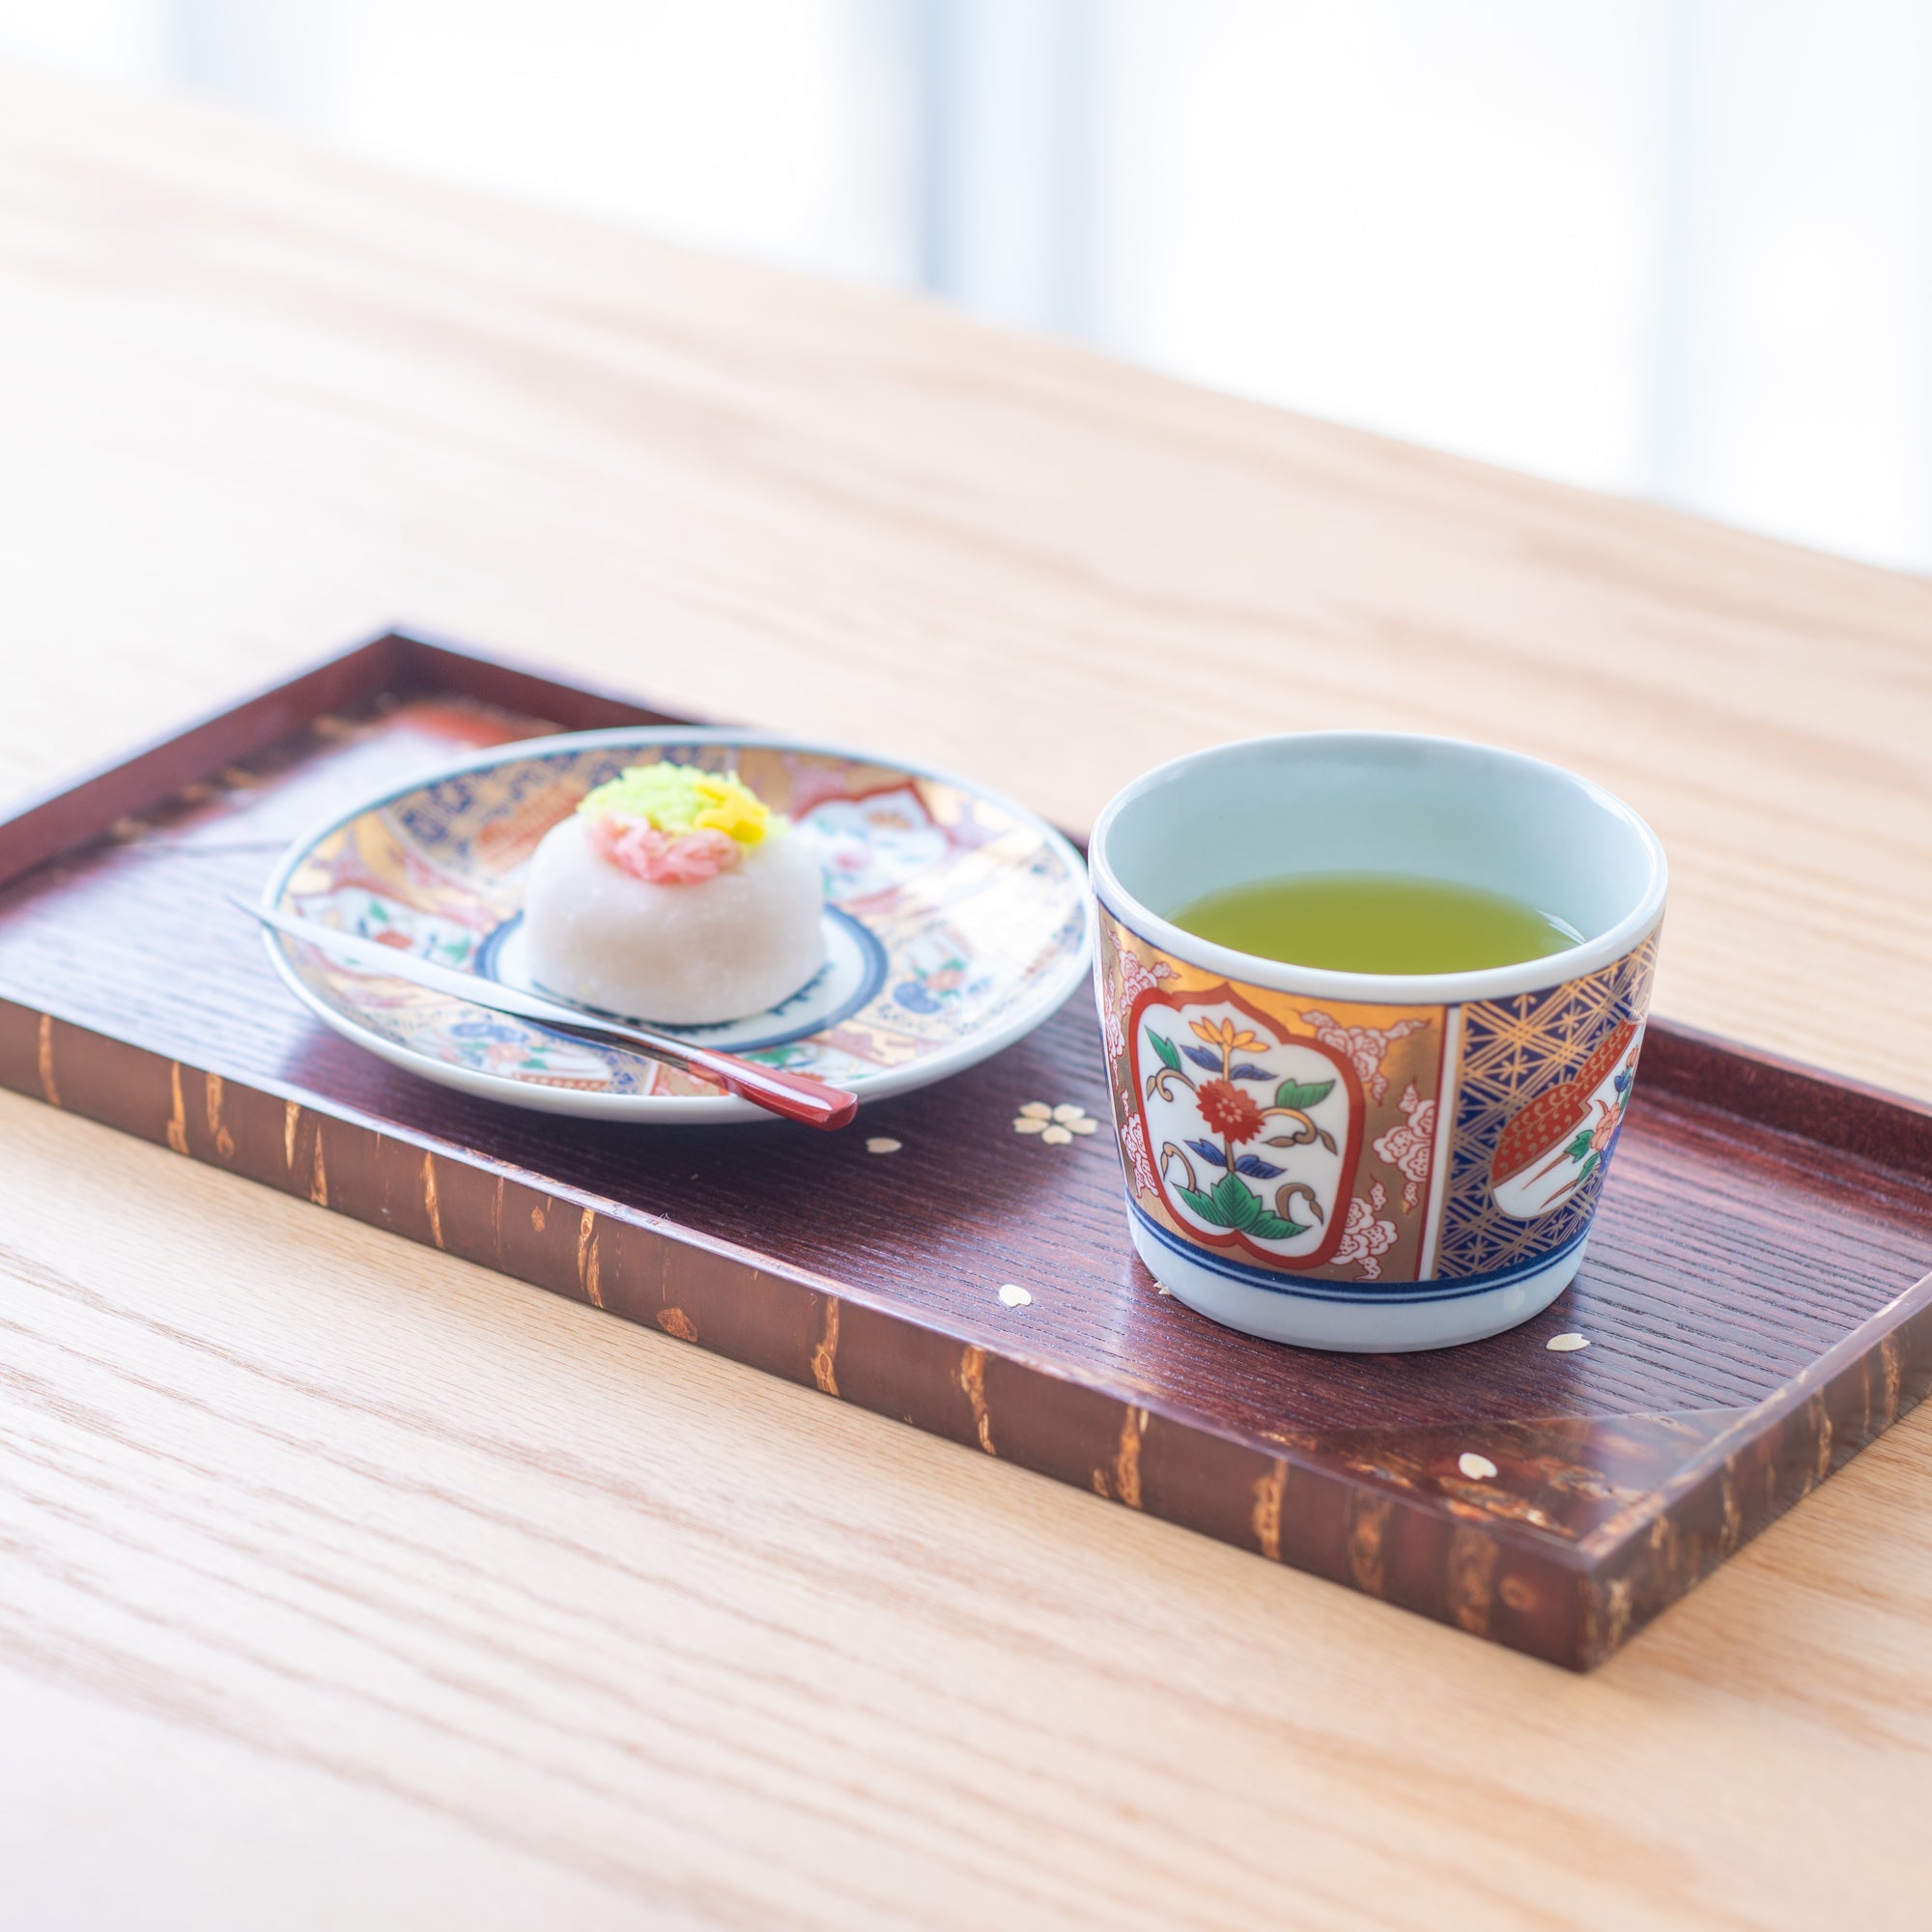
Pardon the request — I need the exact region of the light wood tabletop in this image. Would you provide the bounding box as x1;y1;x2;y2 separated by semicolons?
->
3;63;1930;1931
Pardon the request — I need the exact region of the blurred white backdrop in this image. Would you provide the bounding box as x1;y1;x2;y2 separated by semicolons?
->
5;0;1928;572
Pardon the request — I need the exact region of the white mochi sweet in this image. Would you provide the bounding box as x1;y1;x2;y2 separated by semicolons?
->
522;812;826;1024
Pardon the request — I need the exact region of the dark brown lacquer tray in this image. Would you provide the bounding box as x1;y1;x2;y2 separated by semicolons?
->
3;633;1929;1669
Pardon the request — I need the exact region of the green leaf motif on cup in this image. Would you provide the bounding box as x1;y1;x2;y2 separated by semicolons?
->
1274;1076;1334;1114
1175;1182;1219;1221
1248;1210;1310;1240
1209;1169;1264;1231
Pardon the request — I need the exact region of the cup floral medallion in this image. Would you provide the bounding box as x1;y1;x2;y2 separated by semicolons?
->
1133;994;1365;1270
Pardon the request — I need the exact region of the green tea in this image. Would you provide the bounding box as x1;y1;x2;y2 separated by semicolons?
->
1168;871;1582;974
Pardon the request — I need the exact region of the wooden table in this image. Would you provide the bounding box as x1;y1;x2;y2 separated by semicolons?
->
2;65;1929;1930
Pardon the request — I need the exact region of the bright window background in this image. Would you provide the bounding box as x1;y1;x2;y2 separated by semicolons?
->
8;0;1929;573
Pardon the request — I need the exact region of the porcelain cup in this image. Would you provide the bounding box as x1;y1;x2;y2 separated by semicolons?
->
1087;733;1666;1351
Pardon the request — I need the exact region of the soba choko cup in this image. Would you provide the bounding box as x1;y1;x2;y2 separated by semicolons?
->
1087;733;1667;1351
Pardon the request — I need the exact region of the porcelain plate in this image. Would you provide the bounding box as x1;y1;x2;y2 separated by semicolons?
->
261;728;1092;1122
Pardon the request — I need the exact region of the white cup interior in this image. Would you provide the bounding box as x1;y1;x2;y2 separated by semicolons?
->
1091;733;1665;998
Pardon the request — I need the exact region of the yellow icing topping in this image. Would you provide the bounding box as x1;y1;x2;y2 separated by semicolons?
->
577;763;778;846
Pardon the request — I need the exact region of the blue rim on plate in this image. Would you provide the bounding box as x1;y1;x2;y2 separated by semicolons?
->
469;903;890;1054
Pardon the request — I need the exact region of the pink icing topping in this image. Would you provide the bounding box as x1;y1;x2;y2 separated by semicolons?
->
586;813;742;883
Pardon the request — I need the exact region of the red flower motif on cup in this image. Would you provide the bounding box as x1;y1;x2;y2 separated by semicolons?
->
1197;1077;1265;1143
1372;1081;1435;1213
1298;1009;1428;1105
1334;1179;1399;1280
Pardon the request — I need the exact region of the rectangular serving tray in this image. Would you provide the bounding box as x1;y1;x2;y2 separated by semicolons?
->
2;631;1928;1669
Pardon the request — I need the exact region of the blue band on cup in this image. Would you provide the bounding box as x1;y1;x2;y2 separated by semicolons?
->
1128;1199;1590;1305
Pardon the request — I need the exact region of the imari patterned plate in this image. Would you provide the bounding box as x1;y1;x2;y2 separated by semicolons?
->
261;729;1091;1122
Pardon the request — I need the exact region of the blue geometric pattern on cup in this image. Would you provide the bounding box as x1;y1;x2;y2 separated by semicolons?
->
1435;933;1659;1279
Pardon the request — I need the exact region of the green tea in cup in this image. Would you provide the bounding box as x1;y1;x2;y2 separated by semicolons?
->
1168;870;1583;975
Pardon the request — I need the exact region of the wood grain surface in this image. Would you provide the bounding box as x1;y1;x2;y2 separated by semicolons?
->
3;60;1932;1928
